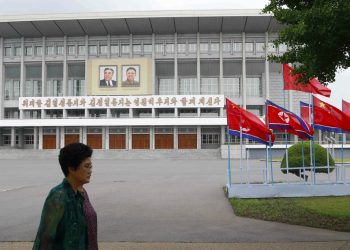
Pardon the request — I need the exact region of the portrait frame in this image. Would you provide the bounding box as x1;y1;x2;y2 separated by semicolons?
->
99;65;118;88
121;65;140;87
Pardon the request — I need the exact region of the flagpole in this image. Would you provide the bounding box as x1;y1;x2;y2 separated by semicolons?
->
309;94;313;167
226;127;232;188
240;121;243;184
341;132;344;183
269;135;274;185
311;94;316;184
301;140;306;182
326;132;330;182
265;100;269;184
283;72;289;179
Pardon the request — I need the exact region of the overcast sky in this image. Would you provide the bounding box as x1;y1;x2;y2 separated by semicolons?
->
1;0;348;108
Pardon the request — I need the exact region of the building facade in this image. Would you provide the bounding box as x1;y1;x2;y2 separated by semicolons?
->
1;9;344;151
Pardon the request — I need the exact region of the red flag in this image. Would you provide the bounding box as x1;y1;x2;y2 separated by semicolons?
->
342;99;350;116
266;100;313;140
283;64;331;97
226;99;275;145
301;97;350;133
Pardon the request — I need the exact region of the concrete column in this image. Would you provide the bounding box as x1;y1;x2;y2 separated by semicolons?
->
129;108;133;118
197;107;200;117
79;127;84;143
242;32;246;109
197;126;201;149
20;37;25;119
107;34;111;59
174;108;178;118
174;126;178;149
152;33;156;94
85;108;89;118
82;127;87;144
128;127;132;150
265;32;270;100
33;127;38;149
197;33;200;94
63;109;67;118
41;37;46;98
38;127;43;150
106;108;111;118
152;108;155;118
221;126;226;145
11;127;16;147
174;33;178;94
0;37;4;119
56;127;60;149
219;32;223;94
129;34;133;58
63;35;68;96
150;126;154;150
84;35;88;96
60;126;65;148
105;127;109;149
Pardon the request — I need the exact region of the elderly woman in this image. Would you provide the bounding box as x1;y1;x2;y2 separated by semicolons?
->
33;143;98;250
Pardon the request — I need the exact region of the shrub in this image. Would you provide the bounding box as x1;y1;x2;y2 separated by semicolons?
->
281;141;335;178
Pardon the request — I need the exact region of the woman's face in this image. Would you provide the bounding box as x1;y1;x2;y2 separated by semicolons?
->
69;157;92;185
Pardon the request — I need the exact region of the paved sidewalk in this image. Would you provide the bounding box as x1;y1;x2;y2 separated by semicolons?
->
1;241;350;250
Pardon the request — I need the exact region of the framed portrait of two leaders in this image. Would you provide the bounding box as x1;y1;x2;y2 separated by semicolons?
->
99;65;141;88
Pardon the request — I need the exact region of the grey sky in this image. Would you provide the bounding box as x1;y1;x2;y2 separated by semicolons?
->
0;0;348;108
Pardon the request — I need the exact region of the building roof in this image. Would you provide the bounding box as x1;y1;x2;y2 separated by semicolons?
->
0;9;282;38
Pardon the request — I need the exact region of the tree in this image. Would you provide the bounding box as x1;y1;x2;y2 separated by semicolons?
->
263;0;350;85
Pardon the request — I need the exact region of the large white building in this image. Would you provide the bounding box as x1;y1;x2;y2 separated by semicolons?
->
1;9;338;152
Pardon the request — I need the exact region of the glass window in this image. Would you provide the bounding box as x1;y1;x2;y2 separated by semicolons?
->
15;47;21;56
24;135;34;145
25;80;42;97
68;45;76;55
68;64;85;96
268;42;277;52
56;45;64;55
200;78;218;94
201;134;220;144
48;80;62;96
25;47;33;56
35;46;42;56
133;44;141;54
99;45;108;54
46;46;54;55
121;45;129;54
245;43;254;52
78;45;85;55
111;45;119;54
179;78;198;95
222;42;231;53
188;43;197;53
223;78;240;97
5;80;20;100
211;43;219;52
200;43;209;53
165;44;174;53
246;77;262;97
233;43;242;52
158;79;175;95
155;44;164;53
247;105;263;116
279;44;288;52
88;45;97;55
177;43;186;53
256;43;265;52
143;44;152;54
4;47;12;56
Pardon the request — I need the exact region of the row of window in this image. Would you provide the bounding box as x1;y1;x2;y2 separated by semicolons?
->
4;41;286;57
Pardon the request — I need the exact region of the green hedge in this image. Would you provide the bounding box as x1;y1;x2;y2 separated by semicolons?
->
281;141;335;177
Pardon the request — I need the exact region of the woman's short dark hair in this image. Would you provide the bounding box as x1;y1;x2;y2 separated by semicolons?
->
59;143;93;177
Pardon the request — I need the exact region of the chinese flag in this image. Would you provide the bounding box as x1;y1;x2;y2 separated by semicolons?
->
226;99;275;145
283;64;331;97
342;99;350;116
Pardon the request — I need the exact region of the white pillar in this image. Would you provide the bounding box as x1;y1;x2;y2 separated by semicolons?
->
11;127;16;147
242;32;246;109
152;33;156;94
174;126;178;149
0;37;4;119
197;126;201;149
128;127;132;150
20;37;25;119
219;32;223;94
60;126;65;148
197;32;200;94
38;127;43;150
56;127;60;149
265;32;270;100
150;126;155;150
105;127;109;150
33;127;38;149
63;35;68;96
84;35;88;96
174;32;178;94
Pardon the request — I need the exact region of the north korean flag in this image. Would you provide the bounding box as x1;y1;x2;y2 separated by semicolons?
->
266;100;314;140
